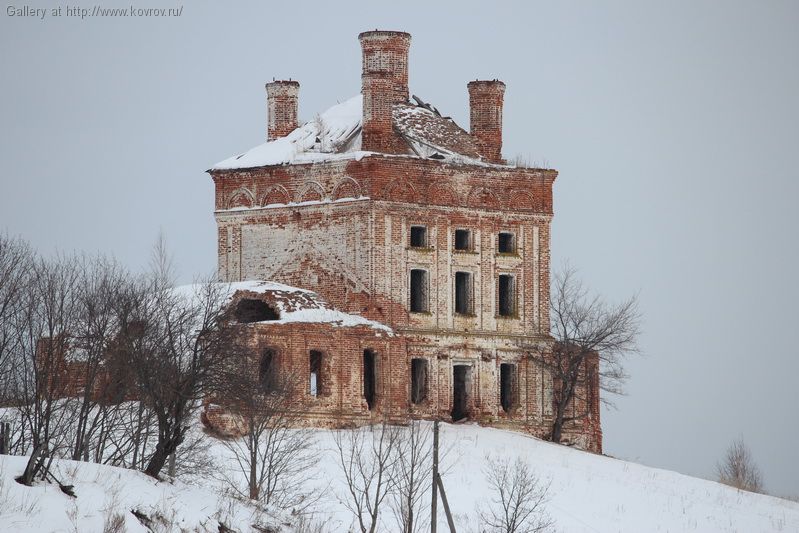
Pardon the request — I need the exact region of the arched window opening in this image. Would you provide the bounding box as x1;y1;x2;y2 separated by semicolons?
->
500;363;517;413
309;350;323;397
259;349;277;392
363;349;377;410
411;358;428;404
235;298;280;323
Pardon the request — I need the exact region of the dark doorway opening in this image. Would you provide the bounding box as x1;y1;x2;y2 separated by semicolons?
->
363;349;376;410
451;365;470;421
500;363;515;412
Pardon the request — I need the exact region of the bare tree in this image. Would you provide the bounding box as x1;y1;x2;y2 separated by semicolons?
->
216;361;318;509
389;421;434;533
532;265;641;444
0;233;32;405
117;274;234;478
15;254;83;484
68;256;129;461
716;438;763;493
334;423;401;533
478;456;552;533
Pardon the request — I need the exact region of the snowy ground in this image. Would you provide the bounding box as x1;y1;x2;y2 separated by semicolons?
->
2;421;797;532
0;454;291;532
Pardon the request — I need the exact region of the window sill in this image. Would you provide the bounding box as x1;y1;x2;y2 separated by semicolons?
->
408;246;434;252
410;310;432;316
496;252;520;258
454;312;477;318
495;314;520;320
454;249;478;255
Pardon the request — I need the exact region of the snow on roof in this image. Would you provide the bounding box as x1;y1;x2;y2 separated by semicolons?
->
176;280;393;334
228;281;392;334
212;96;366;170
211;95;502;171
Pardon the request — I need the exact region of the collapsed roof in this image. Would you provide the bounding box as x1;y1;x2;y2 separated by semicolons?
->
211;95;491;171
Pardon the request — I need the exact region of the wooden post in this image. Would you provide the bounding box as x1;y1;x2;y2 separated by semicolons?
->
436;473;457;533
0;422;10;454
431;420;439;533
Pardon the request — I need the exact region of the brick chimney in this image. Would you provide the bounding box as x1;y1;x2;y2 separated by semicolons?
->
467;80;506;163
358;30;411;154
266;80;299;140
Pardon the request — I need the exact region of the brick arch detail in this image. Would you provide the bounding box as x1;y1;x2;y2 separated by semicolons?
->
467;186;500;209
507;188;535;211
260;185;292;206
426;183;460;207
384;180;417;203
297;181;326;203
332;176;363;201
227;187;255;209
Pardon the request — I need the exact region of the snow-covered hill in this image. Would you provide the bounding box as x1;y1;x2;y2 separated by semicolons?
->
0;454;291;532
2;422;797;532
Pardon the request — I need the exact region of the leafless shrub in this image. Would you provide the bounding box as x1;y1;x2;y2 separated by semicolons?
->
389;421;434;533
717;438;763;493
508;155;550;169
333;423;401;533
478;456;553;533
216;368;318;510
102;511;127;533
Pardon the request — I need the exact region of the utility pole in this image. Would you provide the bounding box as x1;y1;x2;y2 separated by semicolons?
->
430;420;456;532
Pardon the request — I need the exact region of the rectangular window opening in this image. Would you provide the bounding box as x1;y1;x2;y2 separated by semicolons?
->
363;349;377;410
455;272;473;315
454;229;471;251
500;363;516;413
309;350;322;397
409;269;429;313
498;232;516;254
498;274;515;317
411;358;428;404
410;226;427;248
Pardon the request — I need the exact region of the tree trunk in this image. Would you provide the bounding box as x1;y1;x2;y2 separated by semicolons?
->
144;434;182;479
144;446;170;478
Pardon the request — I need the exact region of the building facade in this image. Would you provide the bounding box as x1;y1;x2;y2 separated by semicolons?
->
206;31;601;452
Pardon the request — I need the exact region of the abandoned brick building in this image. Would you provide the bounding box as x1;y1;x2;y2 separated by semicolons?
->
205;31;601;452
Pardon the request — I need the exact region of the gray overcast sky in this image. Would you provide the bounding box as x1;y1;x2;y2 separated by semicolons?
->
2;0;797;496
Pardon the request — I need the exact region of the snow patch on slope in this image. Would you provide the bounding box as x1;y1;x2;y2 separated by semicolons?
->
0;455;291;532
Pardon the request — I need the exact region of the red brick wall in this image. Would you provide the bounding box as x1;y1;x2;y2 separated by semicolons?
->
265;80;299;140
359;31;412;154
468;80;506;163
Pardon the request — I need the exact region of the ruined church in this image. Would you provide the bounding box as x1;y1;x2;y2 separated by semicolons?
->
205;31;601;452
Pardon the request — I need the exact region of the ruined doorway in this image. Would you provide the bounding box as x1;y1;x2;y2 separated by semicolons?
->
451;364;471;421
363;349;376;410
